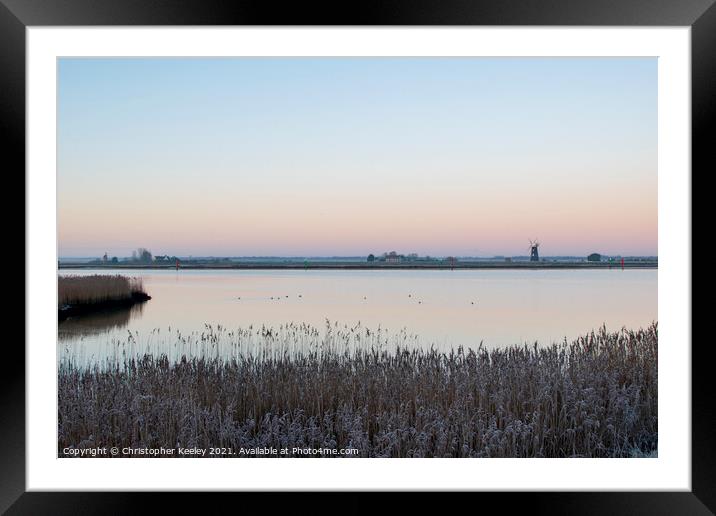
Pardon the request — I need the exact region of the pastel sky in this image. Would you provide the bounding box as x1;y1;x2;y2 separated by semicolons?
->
58;57;657;258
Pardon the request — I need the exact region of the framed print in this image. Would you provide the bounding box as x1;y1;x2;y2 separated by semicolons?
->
4;0;712;512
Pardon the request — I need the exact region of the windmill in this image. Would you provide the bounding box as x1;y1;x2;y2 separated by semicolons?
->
528;239;540;262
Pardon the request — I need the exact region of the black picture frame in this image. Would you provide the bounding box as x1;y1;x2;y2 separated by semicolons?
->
3;0;710;512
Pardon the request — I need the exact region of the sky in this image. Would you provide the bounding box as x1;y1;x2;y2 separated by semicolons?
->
58;57;657;258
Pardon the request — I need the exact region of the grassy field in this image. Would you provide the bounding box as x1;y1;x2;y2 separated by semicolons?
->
58;323;657;458
58;274;147;306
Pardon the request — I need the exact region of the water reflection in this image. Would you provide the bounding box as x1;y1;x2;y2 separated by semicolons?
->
58;269;657;361
58;303;146;341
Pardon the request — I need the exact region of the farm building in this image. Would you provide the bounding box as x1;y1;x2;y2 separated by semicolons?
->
385;251;402;263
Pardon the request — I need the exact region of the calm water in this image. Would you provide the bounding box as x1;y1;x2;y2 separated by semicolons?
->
58;268;657;363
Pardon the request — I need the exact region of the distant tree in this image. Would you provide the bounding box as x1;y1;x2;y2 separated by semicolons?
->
367;254;375;262
111;256;118;263
135;248;153;263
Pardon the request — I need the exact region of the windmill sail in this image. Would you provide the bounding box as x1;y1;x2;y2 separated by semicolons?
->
529;239;540;262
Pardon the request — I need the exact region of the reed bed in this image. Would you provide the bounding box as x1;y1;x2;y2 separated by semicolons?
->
58;275;146;306
58;323;657;458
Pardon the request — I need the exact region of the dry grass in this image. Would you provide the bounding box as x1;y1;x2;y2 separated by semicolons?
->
58;323;657;458
58;275;146;306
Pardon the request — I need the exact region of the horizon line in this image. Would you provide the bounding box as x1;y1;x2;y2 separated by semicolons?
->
58;253;659;259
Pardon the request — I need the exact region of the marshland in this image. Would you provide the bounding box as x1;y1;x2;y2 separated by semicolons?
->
56;58;660;462
57;269;656;352
58;323;657;458
58;274;150;322
57;268;658;458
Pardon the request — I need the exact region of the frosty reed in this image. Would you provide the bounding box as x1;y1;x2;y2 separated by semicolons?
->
58;323;657;458
58;274;147;306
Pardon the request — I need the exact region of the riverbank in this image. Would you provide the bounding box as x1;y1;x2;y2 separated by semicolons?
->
58;323;658;458
58;291;151;322
59;261;657;270
58;275;151;322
